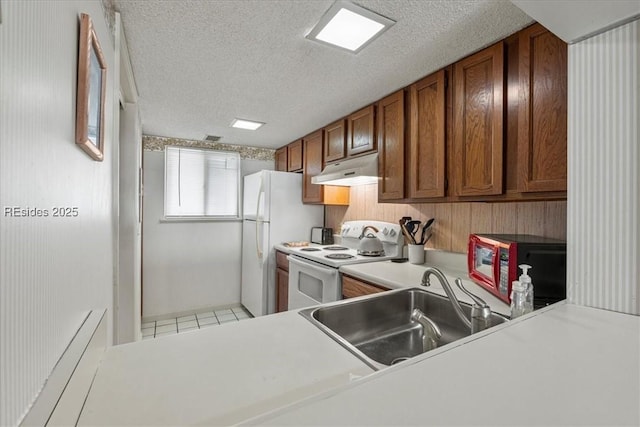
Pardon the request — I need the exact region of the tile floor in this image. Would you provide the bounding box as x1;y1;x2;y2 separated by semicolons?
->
142;306;253;340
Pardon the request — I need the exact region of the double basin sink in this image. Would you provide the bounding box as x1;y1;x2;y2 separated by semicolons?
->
300;287;508;370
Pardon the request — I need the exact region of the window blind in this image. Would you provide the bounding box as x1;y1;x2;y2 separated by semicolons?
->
164;146;240;219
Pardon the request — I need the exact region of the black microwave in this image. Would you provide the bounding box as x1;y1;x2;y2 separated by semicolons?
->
468;234;567;308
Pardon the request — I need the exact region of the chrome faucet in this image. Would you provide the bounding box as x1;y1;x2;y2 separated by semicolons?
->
420;267;492;333
410;308;442;351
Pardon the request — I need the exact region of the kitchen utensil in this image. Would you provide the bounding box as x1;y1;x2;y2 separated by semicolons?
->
419;218;435;245
358;226;385;256
399;221;416;244
406;220;421;236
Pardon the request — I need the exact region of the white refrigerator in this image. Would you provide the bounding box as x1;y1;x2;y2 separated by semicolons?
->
241;170;324;317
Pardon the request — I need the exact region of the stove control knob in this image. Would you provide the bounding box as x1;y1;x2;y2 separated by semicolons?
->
389;229;396;237
382;227;389;235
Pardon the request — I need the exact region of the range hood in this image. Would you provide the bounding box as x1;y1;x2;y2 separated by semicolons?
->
311;153;378;186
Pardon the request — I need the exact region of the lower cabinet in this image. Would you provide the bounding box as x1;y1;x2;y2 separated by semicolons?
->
342;274;390;299
276;251;289;312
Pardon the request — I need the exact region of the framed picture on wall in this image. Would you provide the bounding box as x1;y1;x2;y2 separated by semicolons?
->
76;13;106;161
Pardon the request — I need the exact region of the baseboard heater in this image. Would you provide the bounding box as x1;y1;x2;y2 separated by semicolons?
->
20;309;107;426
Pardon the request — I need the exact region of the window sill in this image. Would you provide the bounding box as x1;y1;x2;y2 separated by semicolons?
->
160;217;242;223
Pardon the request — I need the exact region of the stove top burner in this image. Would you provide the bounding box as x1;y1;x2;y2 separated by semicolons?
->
323;246;349;251
325;253;355;260
359;252;384;257
299;247;321;252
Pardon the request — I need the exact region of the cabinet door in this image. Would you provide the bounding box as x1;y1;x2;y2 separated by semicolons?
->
377;90;405;201
275;147;288;171
287;139;303;172
453;42;504;196
276;267;289;312
324;119;346;163
302;130;324;203
275;250;289;271
408;69;446;198
347;105;376;156
518;24;567;192
342;275;388;299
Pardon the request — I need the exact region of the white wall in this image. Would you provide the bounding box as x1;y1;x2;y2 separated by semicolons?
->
142;151;272;318
117;102;142;343
567;19;640;315
0;1;116;426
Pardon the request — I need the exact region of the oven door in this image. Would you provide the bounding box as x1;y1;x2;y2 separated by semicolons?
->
287;255;341;310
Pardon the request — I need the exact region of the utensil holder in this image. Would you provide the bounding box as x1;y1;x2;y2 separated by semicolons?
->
408;244;425;264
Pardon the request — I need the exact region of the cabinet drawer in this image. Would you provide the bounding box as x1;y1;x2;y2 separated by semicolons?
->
276;250;289;271
342;275;389;299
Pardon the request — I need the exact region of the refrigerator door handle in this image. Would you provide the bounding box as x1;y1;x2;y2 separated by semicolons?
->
255;181;265;261
256;219;264;262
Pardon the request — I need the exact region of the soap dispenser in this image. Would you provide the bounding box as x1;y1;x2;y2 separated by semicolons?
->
510;280;527;319
519;264;534;313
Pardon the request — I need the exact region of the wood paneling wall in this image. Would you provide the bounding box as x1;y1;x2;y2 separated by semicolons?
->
325;184;566;254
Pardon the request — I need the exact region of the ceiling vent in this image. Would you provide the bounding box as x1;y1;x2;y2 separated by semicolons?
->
204;135;222;142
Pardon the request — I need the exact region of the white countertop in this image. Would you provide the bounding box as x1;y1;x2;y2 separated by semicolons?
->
79;249;640;426
245;303;640;426
78;310;373;426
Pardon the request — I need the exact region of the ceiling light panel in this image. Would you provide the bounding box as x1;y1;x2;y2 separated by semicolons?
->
230;119;265;130
307;1;395;53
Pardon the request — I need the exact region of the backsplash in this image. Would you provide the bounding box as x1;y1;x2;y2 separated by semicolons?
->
142;135;275;161
325;184;566;254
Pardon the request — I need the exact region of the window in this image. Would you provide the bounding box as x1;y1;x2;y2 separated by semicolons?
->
164;146;240;219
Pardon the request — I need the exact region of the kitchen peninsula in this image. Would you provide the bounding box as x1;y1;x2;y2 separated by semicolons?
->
78;259;640;426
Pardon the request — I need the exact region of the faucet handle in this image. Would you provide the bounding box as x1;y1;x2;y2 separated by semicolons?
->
454;278;488;308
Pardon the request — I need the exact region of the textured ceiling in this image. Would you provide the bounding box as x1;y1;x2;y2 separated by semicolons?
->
115;0;533;148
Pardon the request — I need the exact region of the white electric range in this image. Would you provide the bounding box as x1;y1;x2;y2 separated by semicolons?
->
287;220;403;310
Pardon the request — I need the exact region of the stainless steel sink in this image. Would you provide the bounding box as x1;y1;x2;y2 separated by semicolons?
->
300;287;508;370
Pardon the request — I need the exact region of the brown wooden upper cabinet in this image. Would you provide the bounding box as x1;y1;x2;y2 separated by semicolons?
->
453;42;504;197
301;130;350;205
347;105;376;157
275;146;288;171
517;23;567;193
287;139;303;172
408;69;447;199
378;90;405;201
324;119;347;163
302;130;324;203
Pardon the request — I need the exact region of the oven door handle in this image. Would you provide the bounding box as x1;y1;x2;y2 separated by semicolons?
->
287;255;335;275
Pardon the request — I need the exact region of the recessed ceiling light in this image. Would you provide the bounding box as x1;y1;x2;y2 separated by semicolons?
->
306;1;395;53
230;118;265;130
